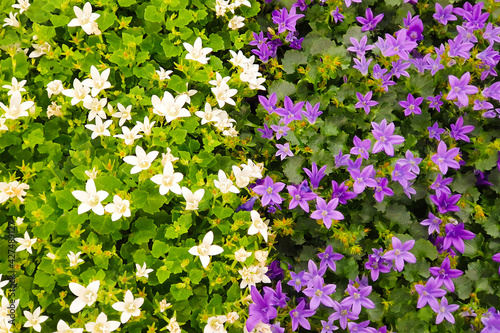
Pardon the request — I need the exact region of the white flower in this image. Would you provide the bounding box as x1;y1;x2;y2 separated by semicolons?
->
159;299;170;313
228;50;249;67
12;0;30;14
205;316;227;333
188;231;223;268
104;195;131;221
0;181;29;203
85;167;98;179
3;12;19;28
135;262;153;278
46;79;64;98
254;250;269;265
180;85;197;104
85;312;120;333
209;73;231;87
114;126;142;145
183;37;212;65
23;307;48;332
85;117;113;139
241;159;263;179
47;102;62;118
248;210;268;242
228;16;245;30
161;147;179;166
238;265;270;289
123;146;159;174
223;127;238;137
69;280;100;313
181;187;204;211
195;102;222;125
15;231;36;254
29;42;50;58
0;297;19;325
46;252;56;260
156;67;173;81
62;78;92;106
83;97;107;121
214;170;239;194
234;0;251;7
68;251;84;267
166;317;181;333
112;103;132;126
135;116;155;135
82;66;111;97
112;290;144;324
54;320;84;333
213;111;236;131
71;179;109;215
226;312;239;324
248;77;266;90
0;93;33;120
150;161;183;195
234;248;251;262
211;83;237;108
151;92;190;123
0;117;7;132
2;77;26;96
215;0;229;17
68;2;101;35
0;275;9;297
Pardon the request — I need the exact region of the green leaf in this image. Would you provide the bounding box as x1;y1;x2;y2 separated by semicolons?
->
152;240;169;258
268;80;296;100
130;217;157;244
171;284;193;300
189;269;204;284
170;128;188;145
54;189;76;211
50;15;70;27
118;0;136;6
283;155;305;184
412;239;438;260
208;34;225;51
144;5;164;22
157;264;172;283
385;204;412;231
33;271;55;293
22;127;44;149
282;49;308;74
98;11;118;31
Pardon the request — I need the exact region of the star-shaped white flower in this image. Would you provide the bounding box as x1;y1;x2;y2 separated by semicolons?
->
228;16;245;30
135;262;153;278
62;78;92;106
188;231;223;268
15;231;36;254
29;42;51;58
67;251;84;267
104;195;131;221
114;126;142;146
85;117;113;139
12;0;30;14
23;307;48;332
156;67;173;81
231;165;250;188
69;280;100;313
135;116;155;136
72;179;109;215
181;187;204;211
123;146;159;174
0;275;9;297
67;2;101;35
82;65;111;97
54;319;84;333
112;290;144;324
0;93;33;120
183;37;212;64
47;79;64;98
3;12;20;28
2;77;26;96
248;210;269;242
211;83;237;108
150;161;183;195
151;92;190;123
83;97;108;121
195;102;222;125
85;167;98;180
112;103;132;127
214;170;239;194
205;315;227;333
85;312;120;333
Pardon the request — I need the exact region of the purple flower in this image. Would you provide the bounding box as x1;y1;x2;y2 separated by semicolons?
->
321;318;338;333
258;124;274;139
404;13;424;41
493;253;500;275
310;197;344;229
462;2;489;30
431;141;460;175
473;100;494;111
331;180;357;204
276;143;294;160
302;102;322;124
390;59;411;78
344;0;361;7
430;192;461;214
258;93;277;114
303;162;327;189
288;271;307;292
398;150;422;174
266;261;285;282
433;3;457;25
424;55;444;75
373;177;393;203
270;124;290;140
475;170;493;186
410;54;430;74
331;7;344;23
430;174;453;196
383;237;416;272
292;0;308;11
329;301;359;330
347;320;377;333
236;196;257;212
355;91;378;114
429;257;463;292
385;30;417;60
420;212;442;235
347;158;362;173
443;223;475;253
428;94;444;112
392;163;416;188
287;180;317;212
341;285;375;315
371;119;405;156
350;136;371;160
372;64;387;79
483;22;500;44
447;72;478;107
353;56;372;76
303;259;327;286
450;116;474;142
415;277;447;309
447;36;474;59
274;96;304;125
347;35;375;59
399;93;423;116
334;150;351;168
457;25;478;43
246;286;278;331
272;7;304;34
303;278;336;310
365;253;391;281
350;165;377;194
289;300;315;331
318;245;343;272
427;122;445;140
249;31;268;47
431;297;459;324
356;8;384;32
253;176;286;207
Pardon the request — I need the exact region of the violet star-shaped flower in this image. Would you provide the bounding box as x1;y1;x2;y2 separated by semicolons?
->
258;93;277;114
424;55;445;75
493;253;500;275
390;59;411;78
288;271;307;292
355;91;378;114
274;96;304;125
431;297;459;324
397;150;422;174
483;22;500;44
302;102;322;124
415;277;447;309
428;94;444;112
289;300;315;331
371;119;404;156
428;122;445;140
276;143;294;160
430;174;453;196
258;124;274;139
246;286;278;331
264;280;288;307
303;162;327;189
303;259;327;286
329;301;359;330
341;285;375;315
383;237;416;272
272;6;304;34
373;177;394;202
331;180;357;204
347;320;377;333
287;180;317;212
430;192;461;214
392;163;416;188
433;3;457;25
420;212;442;235
356;8;384;32
350;165;377;194
270;124;290;140
446;72;478;107
431;141;460;175
350;136;371;160
347;35;375;59
365;254;392;281
429;257;463;292
399;93;423;116
311;197;344;229
385;30;417;60
334;150;351;168
318;245;343;272
303;278;336;310
253;176;286;207
353;56;372;76
450;116;474;142
331;7;344;23
443;223;475;253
